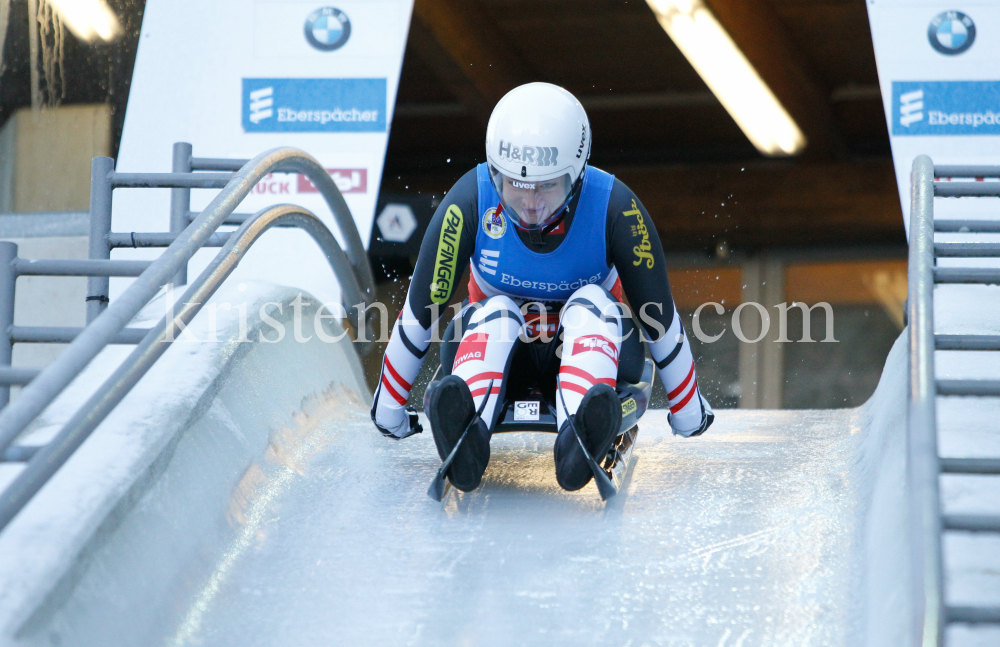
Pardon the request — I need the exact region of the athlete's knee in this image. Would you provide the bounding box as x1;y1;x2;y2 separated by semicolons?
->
471;295;525;325
460;296;525;345
566;284;615;306
562;285;622;336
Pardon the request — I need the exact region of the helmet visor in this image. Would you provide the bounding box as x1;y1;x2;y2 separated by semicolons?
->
489;166;574;230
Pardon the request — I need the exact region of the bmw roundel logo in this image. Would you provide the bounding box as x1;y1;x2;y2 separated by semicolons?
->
304;7;351;52
928;11;975;55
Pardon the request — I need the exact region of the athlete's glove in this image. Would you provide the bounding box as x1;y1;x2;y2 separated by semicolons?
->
371;404;423;439
372;407;423;439
668;392;714;438
371;390;423;440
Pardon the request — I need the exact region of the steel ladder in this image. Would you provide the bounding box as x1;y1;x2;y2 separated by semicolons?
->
909;156;1000;646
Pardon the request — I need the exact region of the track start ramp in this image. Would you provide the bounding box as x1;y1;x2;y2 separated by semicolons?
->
172;337;910;647
0;298;912;646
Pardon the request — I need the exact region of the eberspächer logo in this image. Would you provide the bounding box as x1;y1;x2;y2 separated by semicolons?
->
892;81;1000;136
242;78;386;133
304;7;351;52
928;11;975;55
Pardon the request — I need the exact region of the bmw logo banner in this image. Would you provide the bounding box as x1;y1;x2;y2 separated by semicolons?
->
928;11;976;55
111;0;411;311
305;7;351;51
865;1;1000;235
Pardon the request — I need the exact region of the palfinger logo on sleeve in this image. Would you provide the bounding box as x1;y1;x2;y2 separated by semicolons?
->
431;205;463;304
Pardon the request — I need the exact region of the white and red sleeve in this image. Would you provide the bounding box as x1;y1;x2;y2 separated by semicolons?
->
372;295;434;435
647;305;708;434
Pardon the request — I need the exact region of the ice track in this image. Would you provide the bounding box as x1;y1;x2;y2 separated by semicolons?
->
174;339;913;647
3;283;998;647
184;409;869;647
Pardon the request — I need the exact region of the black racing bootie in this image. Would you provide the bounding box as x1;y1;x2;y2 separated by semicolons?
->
554;383;621;491
426;375;491;492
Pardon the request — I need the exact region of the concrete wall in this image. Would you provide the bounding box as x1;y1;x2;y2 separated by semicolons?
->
0;281;370;646
0;105;110;213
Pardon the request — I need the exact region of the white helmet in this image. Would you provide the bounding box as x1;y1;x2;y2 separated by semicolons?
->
485;83;591;231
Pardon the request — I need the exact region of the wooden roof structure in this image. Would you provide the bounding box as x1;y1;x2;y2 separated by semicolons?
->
384;0;903;252
0;0;903;252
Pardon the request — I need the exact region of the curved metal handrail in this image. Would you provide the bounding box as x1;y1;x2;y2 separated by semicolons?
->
0;147;372;461
0;203;356;530
907;155;944;646
247;153;376;303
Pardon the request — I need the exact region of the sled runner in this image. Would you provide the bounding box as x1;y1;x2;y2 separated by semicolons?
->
424;357;653;502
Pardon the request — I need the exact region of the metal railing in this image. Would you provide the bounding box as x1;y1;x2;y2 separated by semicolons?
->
908;155;1000;646
0;143;375;531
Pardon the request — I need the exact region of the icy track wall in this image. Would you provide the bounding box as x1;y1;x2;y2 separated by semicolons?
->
0;282;371;647
854;332;912;647
0;289;914;647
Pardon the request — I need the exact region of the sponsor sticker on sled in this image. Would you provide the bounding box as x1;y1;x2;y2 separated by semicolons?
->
514;401;540;421
621;397;637;417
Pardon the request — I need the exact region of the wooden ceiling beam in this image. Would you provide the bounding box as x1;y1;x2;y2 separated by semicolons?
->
703;0;846;161
393;91;721;120
409;0;527;125
378;158;904;250
612;159;904;250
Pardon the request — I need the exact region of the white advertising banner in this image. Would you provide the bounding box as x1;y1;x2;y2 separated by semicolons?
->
867;1;1000;236
113;0;413;306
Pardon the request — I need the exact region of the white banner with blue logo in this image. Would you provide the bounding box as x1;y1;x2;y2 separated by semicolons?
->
867;1;1000;236
242;78;387;132
112;0;413;307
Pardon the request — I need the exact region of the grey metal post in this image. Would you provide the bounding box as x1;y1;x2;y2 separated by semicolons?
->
0;243;17;408
0;147;370;458
908;155;944;647
87;157;115;323
0;204;356;530
170;142;192;286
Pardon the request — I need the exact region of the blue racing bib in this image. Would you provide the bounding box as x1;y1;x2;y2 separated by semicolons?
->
473;163;615;303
